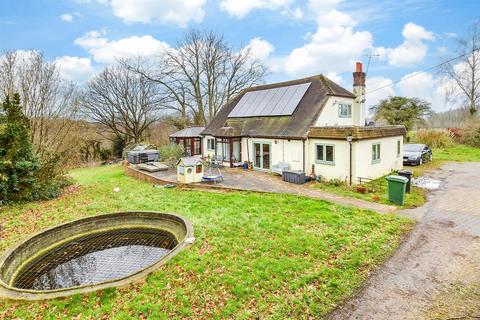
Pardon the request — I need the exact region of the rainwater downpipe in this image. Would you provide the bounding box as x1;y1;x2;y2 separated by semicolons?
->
302;139;306;173
246;137;250;163
347;135;353;186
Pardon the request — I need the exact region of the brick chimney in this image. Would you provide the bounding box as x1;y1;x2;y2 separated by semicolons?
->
353;62;366;87
352;62;366;126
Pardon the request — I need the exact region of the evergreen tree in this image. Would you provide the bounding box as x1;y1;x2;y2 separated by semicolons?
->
0;94;41;202
370;96;433;131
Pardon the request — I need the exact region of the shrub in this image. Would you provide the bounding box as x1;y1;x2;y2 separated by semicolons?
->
460;121;480;147
0;94;70;203
324;178;348;187
413;129;454;148
159;143;183;167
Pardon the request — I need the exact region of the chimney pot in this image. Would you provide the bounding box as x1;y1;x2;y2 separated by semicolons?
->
356;62;362;72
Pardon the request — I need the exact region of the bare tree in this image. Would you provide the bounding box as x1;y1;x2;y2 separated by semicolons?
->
81;63;165;144
442;22;480;115
126;29;267;127
0;50;78;156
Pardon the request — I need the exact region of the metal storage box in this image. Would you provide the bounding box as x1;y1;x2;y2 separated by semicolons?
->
282;170;306;184
126;150;159;164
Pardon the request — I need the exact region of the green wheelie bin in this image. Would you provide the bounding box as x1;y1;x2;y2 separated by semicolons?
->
386;175;408;205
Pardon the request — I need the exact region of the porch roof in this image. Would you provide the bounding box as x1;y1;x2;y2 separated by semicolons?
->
170;126;205;138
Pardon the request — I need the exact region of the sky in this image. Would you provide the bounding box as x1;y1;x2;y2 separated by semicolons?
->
0;0;479;112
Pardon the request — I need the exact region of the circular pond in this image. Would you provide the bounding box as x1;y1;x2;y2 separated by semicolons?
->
0;211;194;300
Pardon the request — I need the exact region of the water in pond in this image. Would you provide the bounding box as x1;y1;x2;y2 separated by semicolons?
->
13;228;178;290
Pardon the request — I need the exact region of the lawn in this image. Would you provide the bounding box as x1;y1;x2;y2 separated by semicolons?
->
409;145;480;177
434;145;480;162
0;165;413;319
312;176;426;209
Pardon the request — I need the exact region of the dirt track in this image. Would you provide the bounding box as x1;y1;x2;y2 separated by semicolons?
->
329;162;480;320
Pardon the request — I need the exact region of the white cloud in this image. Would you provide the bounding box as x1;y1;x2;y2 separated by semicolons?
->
281;9;373;77
243;37;275;61
220;0;293;18
74;30;169;64
325;72;343;84
380;22;435;67
366;76;394;110
55;56;95;82
397;71;456;112
97;0;206;27
364;72;456;113
60;13;74;22
288;7;304;19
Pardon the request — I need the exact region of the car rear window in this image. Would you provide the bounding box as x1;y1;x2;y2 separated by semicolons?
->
404;144;424;152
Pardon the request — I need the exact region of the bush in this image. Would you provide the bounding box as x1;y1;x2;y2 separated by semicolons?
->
324;178;348;187
0;94;70;203
413;129;454;148
159;143;183;167
460;121;480;147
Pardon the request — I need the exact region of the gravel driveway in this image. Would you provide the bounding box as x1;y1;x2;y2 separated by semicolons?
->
329;162;480;320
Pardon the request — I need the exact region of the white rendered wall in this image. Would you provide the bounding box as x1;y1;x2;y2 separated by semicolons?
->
314;96;359;127
241;138;304;171
353;136;403;181
202;135;216;158
306;138;350;182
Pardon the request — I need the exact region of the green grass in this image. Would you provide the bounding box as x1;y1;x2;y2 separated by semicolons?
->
409;145;480;177
433;145;480;162
312;176;426;208
0;165;413;319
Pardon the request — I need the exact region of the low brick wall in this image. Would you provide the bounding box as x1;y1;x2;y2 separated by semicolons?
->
124;164;242;193
124;163;176;185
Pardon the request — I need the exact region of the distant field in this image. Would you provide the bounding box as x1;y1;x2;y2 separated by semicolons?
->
0;165;413;319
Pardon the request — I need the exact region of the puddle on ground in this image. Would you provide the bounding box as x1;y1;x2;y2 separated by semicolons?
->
412;177;442;190
13;228;177;290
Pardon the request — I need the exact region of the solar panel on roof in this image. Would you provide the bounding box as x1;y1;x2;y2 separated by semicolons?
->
228;82;311;118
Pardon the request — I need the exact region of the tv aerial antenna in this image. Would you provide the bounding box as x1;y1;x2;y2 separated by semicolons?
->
364;52;380;75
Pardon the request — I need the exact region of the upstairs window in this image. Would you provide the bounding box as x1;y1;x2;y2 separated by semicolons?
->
338;103;352;118
372;143;381;163
315;144;335;165
207;138;215;151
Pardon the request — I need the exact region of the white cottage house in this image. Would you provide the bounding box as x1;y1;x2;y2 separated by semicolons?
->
171;62;405;185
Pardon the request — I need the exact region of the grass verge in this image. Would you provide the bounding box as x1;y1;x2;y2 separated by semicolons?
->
312;176;426;208
0;165;413;319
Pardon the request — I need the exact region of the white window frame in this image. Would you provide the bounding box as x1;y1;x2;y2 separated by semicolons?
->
207;138;215;151
338;103;352;118
315;143;335;165
372;143;381;164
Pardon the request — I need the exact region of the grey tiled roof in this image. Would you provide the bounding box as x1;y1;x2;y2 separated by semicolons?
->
170;126;205;138
202;74;355;139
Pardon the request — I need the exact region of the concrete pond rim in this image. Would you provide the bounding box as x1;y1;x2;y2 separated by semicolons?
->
0;211;195;301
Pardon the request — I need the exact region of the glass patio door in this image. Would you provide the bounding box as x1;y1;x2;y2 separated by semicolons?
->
253;142;271;170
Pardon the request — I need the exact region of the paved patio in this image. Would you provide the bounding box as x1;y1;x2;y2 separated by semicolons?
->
125;165;396;214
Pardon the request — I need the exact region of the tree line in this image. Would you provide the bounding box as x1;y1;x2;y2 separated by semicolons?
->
1;26;480;165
